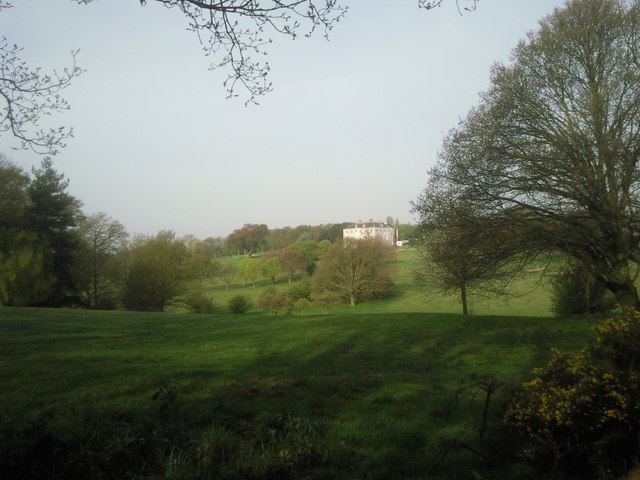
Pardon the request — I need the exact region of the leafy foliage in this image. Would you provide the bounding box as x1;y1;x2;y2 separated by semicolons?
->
505;312;640;479
0;158;82;306
261;256;282;285
228;294;251;314
73;213;128;309
415;0;640;311
182;289;216;314
226;224;268;257
550;262;617;315
312;238;394;307
414;212;525;315
257;286;288;315
121;231;190;312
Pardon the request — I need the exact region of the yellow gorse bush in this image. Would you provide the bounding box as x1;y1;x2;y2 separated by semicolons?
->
504;311;640;477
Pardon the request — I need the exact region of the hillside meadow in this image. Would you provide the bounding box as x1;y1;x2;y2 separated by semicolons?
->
0;249;604;479
205;248;555;317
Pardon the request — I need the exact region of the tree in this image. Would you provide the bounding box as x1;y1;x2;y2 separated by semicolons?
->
396;223;417;244
261;256;282;285
228;294;251;314
278;248;309;282
238;258;262;287
257;286;288;315
74;212;128;309
311;289;340;314
193;236;226;259
120;231;190;311
293;298;311;315
226;223;268;257
0;2;345;154
287;277;312;303
0;5;82;155
0;155;29;251
0;156;81;306
312;238;394;307
418;0;478;14
218;263;238;291
413;198;526;315
550;261;617;315
0;232;52;306
136;0;347;103
25;157;82;305
1;1;481;153
415;0;640;311
184;253;221;286
415;226;522;315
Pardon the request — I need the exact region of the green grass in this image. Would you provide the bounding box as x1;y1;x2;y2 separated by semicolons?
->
0;305;602;479
204;248;556;317
0;250;606;479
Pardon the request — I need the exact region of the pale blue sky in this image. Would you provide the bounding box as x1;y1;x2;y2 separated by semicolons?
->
1;0;566;238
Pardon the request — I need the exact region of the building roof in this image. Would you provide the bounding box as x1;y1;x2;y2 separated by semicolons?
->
344;220;395;230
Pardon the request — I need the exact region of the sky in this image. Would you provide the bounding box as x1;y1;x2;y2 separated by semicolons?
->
1;0;567;239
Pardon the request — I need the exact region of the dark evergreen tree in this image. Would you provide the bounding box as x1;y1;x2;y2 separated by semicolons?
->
25;157;82;305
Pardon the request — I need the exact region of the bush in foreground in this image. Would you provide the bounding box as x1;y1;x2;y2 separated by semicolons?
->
505;312;640;479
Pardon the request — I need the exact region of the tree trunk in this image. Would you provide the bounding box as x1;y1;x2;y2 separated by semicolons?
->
606;263;640;312
350;295;355;307
460;284;468;315
610;283;639;312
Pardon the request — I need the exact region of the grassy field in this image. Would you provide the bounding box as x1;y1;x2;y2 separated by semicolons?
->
1;309;602;479
205;248;555;317
0;250;605;479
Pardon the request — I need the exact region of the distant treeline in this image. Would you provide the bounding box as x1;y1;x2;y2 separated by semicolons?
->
0;155;416;309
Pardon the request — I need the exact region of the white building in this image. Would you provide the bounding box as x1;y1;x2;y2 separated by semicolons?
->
343;220;397;246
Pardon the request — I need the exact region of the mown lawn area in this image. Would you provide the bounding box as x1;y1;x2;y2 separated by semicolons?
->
201;248;556;317
0;306;602;479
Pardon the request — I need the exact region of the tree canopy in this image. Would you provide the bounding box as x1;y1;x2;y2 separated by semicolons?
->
414;0;640;311
0;157;82;306
226;223;269;256
312;238;394;307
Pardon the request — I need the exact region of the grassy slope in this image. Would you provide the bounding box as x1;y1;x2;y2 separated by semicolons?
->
0;307;600;478
0;250;601;478
204;248;555;316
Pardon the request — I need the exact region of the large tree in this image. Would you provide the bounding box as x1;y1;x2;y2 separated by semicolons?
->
415;225;524;315
25;157;82;305
74;212;128;309
226;223;269;257
312;238;394;307
415;0;640;311
278;248;308;282
120;231;190;312
0;156;82;306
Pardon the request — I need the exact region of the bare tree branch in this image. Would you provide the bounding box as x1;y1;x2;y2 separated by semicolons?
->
130;0;349;104
0;35;83;155
418;0;478;15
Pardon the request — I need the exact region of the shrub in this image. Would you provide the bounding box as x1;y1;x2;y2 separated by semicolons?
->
228;295;251;314
311;290;340;314
257;287;288;316
550;262;617;315
183;289;216;314
287;278;311;302
505;311;640;479
293;298;311;315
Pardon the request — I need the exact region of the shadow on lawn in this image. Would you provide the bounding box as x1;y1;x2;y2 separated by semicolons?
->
1;312;592;480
